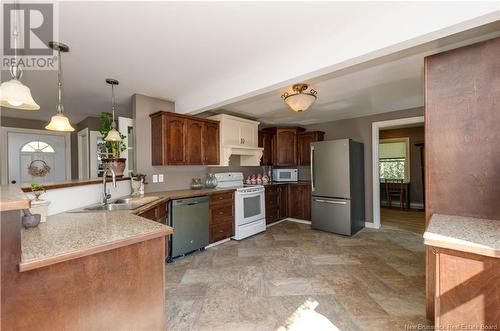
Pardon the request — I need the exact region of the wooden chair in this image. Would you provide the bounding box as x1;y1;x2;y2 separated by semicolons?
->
384;179;406;209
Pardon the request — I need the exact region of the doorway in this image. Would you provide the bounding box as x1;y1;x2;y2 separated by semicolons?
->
1;128;71;185
371;116;424;229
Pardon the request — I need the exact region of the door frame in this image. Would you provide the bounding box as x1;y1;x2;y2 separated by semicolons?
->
77;128;90;179
371;116;424;229
0;127;72;184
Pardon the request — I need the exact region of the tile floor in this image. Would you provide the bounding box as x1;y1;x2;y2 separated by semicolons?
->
166;217;430;331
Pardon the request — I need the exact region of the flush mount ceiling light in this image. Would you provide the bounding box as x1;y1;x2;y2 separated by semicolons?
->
45;41;75;132
0;0;40;110
281;84;317;112
104;78;122;142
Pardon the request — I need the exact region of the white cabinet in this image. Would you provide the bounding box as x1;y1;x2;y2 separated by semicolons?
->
208;114;259;147
207;114;262;166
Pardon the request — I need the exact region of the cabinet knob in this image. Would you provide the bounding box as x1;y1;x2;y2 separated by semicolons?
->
219;230;224;233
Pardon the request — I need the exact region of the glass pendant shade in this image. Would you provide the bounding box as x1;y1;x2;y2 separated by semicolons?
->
105;127;122;142
45;113;75;131
0;78;40;110
284;93;316;112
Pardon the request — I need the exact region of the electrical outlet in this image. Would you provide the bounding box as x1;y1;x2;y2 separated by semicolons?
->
159;174;164;182
152;174;158;183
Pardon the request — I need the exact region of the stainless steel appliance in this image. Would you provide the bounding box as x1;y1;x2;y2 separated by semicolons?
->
272;168;298;182
215;172;266;240
168;196;209;259
311;139;365;236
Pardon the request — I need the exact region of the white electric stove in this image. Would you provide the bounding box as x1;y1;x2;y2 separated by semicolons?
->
214;172;266;240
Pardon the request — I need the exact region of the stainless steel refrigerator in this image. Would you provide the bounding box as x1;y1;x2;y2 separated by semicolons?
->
310;139;365;236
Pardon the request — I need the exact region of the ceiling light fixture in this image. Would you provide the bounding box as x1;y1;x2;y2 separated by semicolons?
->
45;41;75;132
281;84;317;112
0;0;40;110
104;78;122;142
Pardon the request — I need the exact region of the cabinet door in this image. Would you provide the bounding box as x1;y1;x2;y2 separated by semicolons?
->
276;129;297;166
222;118;240;146
278;185;288;219
298;133;314;165
151;114;165;165
302;184;312;221
166;115;187;165
186;119;203;165
239;121;257;146
259;131;274;166
288;185;303;219
298;132;324;165
203;122;219;165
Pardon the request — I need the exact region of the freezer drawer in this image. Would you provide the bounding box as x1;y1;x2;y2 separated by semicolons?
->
311;197;352;236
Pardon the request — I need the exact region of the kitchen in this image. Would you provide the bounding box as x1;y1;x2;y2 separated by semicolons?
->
1;2;500;331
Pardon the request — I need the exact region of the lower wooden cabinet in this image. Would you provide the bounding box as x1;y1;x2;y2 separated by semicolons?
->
431;247;500;328
265;183;310;224
137;201;167;224
288;183;311;221
209;191;234;243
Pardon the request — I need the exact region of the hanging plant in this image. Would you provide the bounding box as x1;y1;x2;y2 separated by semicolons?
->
99;111;126;159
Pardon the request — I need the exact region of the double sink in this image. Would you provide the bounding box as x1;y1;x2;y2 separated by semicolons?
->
70;196;161;212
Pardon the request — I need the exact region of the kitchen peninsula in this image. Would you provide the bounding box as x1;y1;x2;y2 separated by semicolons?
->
0;184;173;330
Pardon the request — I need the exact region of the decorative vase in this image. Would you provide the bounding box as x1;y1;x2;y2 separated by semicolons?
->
204;173;218;189
191;177;203;190
131;179;141;196
102;158;126;177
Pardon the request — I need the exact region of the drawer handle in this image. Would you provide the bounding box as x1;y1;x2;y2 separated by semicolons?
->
219;230;224;233
219;211;223;215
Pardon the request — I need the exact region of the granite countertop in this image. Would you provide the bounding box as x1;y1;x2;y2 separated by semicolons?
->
424;214;500;258
20;212;172;272
0;184;31;212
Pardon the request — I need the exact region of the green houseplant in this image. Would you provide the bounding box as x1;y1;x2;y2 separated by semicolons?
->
100;111;127;176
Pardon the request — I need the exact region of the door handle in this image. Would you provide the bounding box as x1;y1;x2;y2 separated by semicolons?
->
314;199;347;205
310;146;315;192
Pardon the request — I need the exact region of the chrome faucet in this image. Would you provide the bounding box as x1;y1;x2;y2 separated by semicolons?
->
102;167;117;204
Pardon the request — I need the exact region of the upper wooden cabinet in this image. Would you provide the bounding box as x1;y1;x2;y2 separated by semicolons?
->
258;131;274;166
260;128;324;166
297;131;325;165
150;112;219;166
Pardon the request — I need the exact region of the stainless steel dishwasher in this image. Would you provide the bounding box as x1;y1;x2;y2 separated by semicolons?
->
168;196;209;260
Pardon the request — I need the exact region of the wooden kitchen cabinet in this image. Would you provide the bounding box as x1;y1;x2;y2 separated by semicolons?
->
297;131;324;165
288;183;311;221
203;121;220;165
265;184;292;224
137;201;167;224
258;131;274;166
209;191;234;243
150;111;220;166
431;247;500;327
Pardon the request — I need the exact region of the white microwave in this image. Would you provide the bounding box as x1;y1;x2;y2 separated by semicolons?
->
272;169;298;182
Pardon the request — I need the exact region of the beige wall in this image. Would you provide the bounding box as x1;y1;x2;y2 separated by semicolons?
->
303;107;424;223
133;93;208;192
379;126;425;204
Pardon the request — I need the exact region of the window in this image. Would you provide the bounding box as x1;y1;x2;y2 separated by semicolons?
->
21;141;55;153
379;138;409;182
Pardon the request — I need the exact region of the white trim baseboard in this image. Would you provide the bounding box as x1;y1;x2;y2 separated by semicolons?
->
267;218;312;228
365;222;380;229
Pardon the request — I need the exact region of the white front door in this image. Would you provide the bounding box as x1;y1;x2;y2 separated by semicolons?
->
8;132;67;185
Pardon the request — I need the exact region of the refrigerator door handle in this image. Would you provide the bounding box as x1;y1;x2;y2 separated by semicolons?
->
313;198;348;205
310;146;315;192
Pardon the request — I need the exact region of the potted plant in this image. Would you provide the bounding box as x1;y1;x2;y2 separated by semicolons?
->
99;111;127;176
30;182;46;201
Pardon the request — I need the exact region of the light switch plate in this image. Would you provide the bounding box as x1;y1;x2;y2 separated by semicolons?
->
152;174;158;183
159;174;164;182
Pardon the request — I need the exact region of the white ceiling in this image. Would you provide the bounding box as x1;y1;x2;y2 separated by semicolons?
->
0;1;499;125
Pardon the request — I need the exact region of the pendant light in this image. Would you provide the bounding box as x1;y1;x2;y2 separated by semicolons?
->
281;84;317;112
45;41;74;132
104;78;122;142
0;0;40;110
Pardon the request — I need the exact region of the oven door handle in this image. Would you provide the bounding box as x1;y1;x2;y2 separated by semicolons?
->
237;190;264;196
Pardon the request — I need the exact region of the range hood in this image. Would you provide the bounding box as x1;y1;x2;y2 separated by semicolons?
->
207;114;263;167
